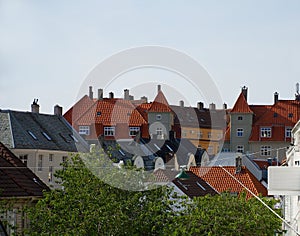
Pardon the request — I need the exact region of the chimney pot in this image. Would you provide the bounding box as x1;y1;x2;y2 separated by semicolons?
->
31;99;40;113
274;92;279;103
89;86;93;99
197;102;204;110
179;100;184;108
54;105;63;116
98;89;103;100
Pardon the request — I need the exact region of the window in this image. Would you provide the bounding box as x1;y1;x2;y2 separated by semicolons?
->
42;132;52;141
69;134;78;142
236;128;244;137
38;155;43;171
28;131;37;140
97;111;101;116
182;130;187;138
285;127;292;138
236;145;244;153
261;146;271;156
79;126;90;135
197;131;203;139
156;114;162;120
260;127;272;138
62;156;68;162
49;154;53;162
208;132;212;139
104;127;115;136
129;127;140;136
48;166;53;182
156;127;163;136
238;116;243;121
19;154;28;166
207;146;213;155
288;113;293;118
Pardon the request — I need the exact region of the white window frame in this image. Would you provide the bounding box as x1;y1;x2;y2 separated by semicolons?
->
260;127;272;138
236;145;244;153
79;126;90;135
182;130;187;138
19;154;28;166
104;127;115;136
48;166;53;182
156;127;163;136
129;127;140;136
236;128;244;137
197;131;203;139
260;146;271;156
285;127;292;138
208;132;212;139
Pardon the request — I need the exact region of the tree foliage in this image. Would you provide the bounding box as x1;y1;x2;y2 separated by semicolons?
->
24;150;282;236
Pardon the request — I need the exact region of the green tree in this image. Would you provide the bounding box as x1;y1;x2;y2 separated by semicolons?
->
24;149;282;236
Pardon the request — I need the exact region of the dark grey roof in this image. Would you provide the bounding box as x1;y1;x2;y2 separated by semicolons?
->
0;110;89;152
0;142;49;197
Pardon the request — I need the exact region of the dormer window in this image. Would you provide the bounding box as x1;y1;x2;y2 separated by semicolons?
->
129;127;140;136
260;127;271;138
104;127;115;136
79;126;90;135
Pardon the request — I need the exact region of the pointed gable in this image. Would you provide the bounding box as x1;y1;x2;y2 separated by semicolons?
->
231;92;253;114
148;90;172;112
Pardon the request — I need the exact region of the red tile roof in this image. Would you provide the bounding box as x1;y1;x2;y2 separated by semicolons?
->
190;166;267;199
148;91;172;112
230;92;253;113
0;142;49;198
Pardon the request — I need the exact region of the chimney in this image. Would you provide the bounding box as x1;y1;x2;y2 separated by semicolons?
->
209;103;216;110
31;99;40;113
241;86;248;101
157;85;161;93
197;102;204;110
98;89;103;100
109;92;114;99
124;89;130;100
235;155;242;174
274;92;279;103
54;105;63;116
179;100;184;108
140;96;148;103
89;86;93;99
223;103;227;110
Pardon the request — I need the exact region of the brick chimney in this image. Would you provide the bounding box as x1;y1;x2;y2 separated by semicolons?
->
31;99;39;113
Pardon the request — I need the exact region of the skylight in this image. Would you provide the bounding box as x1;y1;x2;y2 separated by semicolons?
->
166;144;173;152
196;181;206;191
69;134;78;142
154;143;160;150
118;149;125;156
28;131;37;140
42;132;52;141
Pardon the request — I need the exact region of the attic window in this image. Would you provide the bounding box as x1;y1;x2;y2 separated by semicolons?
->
289;113;293;118
69;134;78;142
28;131;37;140
97;111;101;116
196;181;206;191
166;144;173;152
42;132;52;141
273;113;278;118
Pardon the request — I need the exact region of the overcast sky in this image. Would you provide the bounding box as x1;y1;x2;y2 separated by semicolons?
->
1;0;300;114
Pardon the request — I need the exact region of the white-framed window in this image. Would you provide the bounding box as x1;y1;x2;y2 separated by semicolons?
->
238;116;243;121
156;127;163;136
236;145;244;153
104;127;115;136
236;128;244;137
156;114;162;120
260;127;272;138
261;146;271;156
38;155;43;171
19;154;28;166
207;146;213;155
79;126;90;135
48;166;53;182
49;154;53;162
197;131;203;139
285;127;292;138
129;127;140;136
182;130;187;138
208;132;212;139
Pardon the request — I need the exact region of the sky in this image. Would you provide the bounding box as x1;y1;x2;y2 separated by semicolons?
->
1;0;300;114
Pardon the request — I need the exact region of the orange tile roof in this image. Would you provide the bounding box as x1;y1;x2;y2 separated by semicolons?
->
230;92;253;113
190;166;267;199
148;90;172;112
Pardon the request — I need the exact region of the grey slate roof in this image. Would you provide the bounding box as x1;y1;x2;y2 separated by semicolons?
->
0;110;89;152
0;142;49;197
